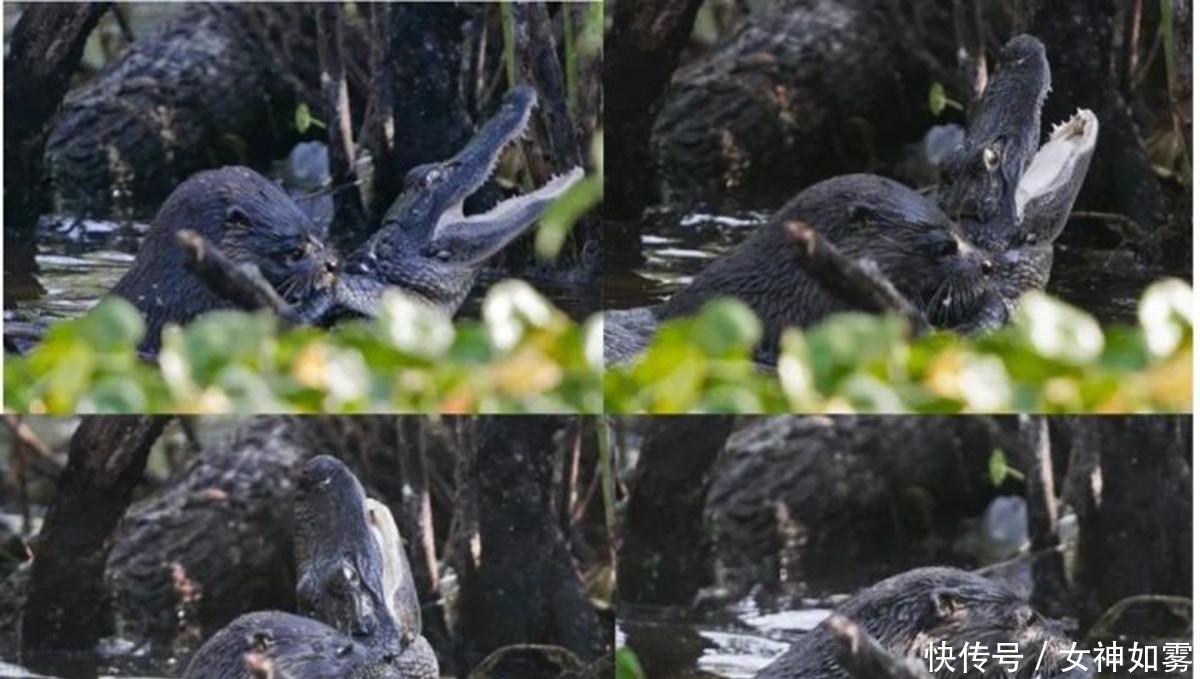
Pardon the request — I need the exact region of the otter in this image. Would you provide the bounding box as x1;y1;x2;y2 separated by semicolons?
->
605;174;998;364
109;165;336;353
181;611;409;679
754;567;1094;679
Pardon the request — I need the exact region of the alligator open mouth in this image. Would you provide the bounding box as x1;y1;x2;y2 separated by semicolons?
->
338;83;585;316
1014;109;1098;243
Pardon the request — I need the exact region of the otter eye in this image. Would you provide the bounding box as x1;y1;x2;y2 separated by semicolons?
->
285;246;307;261
982;146;1000;170
1015;606;1034;627
937;239;958;257
933;590;962;618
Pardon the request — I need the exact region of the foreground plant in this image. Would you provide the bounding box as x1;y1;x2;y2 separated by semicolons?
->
604;279;1192;413
6;282;602;414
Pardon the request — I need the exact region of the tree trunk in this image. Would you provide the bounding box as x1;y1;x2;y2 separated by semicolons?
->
1061;416;1192;629
454;417;604;675
618;415;733;606
602;0;704;255
3;2;109;301
22;416;167;651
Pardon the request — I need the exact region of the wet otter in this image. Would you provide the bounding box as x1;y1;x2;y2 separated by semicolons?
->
754;567;1094;679
606;174;997;364
109;166;336;353
181;611;409;679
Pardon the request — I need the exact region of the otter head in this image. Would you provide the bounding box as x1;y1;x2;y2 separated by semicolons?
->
850;568;1094;679
183;611;411;679
214;168;338;306
827;179;995;330
294;456;398;652
337;84;583;316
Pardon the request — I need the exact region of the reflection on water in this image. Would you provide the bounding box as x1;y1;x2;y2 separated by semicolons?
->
604;208;1176;326
0;658;171;679
619;599;829;679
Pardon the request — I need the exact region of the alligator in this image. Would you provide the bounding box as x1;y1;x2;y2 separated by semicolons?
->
937;34;1098;329
7;83;583;355
185;455;438;679
604;34;1097;363
329;83;584;318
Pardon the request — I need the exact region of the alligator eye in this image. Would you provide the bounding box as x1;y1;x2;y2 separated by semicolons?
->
337;644;353;658
1024;232;1038;245
433;249;451;262
982;146;1000;170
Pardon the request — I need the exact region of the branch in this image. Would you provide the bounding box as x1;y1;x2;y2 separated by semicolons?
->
828;614;934;679
176;229;302;326
782;220;933;335
317;4;368;245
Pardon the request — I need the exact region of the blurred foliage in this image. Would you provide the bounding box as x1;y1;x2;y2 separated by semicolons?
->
616;647;647;679
6;282;602;414
604;279;1193;413
537;133;603;259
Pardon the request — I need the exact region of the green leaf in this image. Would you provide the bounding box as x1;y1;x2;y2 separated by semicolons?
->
616;647;647;679
988;449;1009;486
294;103;326;133
928;82;963;115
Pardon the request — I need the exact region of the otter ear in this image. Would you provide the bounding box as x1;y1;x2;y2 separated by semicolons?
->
932;589;962;619
846;202;874;224
249;630;275;652
225;205;253;231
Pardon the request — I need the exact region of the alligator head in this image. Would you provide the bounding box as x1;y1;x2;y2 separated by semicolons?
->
294;456;399;654
937;34;1051;251
337;84;584;316
937;35;1098;332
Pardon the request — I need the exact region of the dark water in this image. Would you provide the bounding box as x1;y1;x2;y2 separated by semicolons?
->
603;208;1181;325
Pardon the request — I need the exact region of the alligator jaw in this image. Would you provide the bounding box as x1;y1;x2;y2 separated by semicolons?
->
1014;109;1098;243
425;84;537;234
429;166;585;266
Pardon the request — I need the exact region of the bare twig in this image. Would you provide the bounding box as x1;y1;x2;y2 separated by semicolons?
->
782;220;932;335
2;414;64;482
828;614;934;679
317;4;368;244
175;229;303;326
